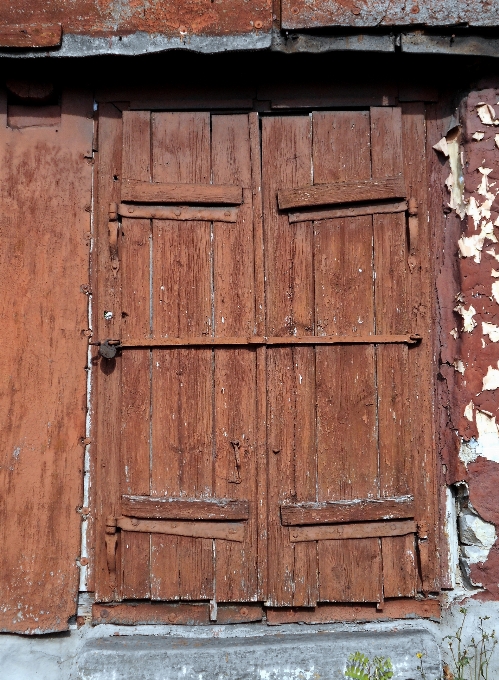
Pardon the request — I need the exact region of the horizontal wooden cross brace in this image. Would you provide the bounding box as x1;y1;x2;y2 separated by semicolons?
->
95;334;421;349
281;495;415;525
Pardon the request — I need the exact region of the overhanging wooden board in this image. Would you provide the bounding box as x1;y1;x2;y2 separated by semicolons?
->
121;178;243;205
121;495;250;520
281;496;415;525
288;200;407;224
278;176;406;210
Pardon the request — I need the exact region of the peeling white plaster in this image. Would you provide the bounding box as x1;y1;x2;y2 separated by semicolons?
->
450;327;459;339
454;359;466;374
476;103;499;126
495;133;499;149
482;362;499;390
460;509;496;548
435;130;466;218
459;438;478;466
476;410;499;462
473;131;485;141
492;280;499;303
482;322;499;342
433;136;449;156
492;269;499;277
464;400;474;421
454;303;477;332
486;247;499;262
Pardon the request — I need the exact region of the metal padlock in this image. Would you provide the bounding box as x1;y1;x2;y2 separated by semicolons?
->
98;339;119;359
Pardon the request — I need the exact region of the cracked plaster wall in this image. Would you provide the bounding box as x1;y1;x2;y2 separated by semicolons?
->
438;87;499;601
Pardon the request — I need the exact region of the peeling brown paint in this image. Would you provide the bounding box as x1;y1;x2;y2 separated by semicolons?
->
437;87;499;602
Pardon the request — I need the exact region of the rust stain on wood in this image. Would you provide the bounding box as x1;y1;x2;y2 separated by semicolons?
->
0;23;61;48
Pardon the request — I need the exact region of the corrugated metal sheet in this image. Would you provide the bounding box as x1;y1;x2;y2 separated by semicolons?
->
281;0;499;30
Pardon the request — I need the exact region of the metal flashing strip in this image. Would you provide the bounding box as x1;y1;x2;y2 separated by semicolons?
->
0;31;272;58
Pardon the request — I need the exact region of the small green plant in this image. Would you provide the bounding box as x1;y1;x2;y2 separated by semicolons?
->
443;607;497;680
344;652;394;680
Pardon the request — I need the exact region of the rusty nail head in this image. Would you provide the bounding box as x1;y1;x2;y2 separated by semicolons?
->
131;518;139;526
179;25;187;33
174;209;181;216
224;211;231;216
83;329;93;337
168;613;177;623
240;607;248;616
128;206;134;213
100;609;109;618
79;557;89;566
254;20;263;29
81;507;90;515
411;3;419;12
352;6;361;14
291;6;299;14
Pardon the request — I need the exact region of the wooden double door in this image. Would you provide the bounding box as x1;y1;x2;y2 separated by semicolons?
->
93;105;438;621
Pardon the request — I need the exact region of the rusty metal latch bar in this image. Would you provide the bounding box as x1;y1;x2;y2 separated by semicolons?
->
91;334;422;357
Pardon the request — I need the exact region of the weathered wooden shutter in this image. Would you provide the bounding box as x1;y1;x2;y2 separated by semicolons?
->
94;105;438;622
261;108;437;610
95;112;263;611
0;89;93;633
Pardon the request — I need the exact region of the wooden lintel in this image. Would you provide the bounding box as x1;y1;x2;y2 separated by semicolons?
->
288;199;408;224
278;176;406;210
289;519;417;543
121;179;243;205
121;495;250;521
116;517;245;542
281;496;415;525
118;204;238;222
115;334;421;349
0;24;62;48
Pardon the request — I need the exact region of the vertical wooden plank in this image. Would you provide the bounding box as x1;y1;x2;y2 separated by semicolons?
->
211;114;258;603
119;111;151;600
249;113;269;601
313;111;381;603
371;106;416;598
150;112;214;601
0;89;93;632
405;102;439;592
93;103;123;602
262;115;318;607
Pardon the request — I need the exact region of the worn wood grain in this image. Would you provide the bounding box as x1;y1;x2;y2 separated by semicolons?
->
212;114;259;602
371;107;419;599
150;112;214;601
92;103;124;602
404;101;439;592
288;200;407;224
0;89;93;633
263;114;318;607
121;178;242;205
93;601;210;625
121;496;250;520
0;23;62;47
266;598;440;624
119;110;153;601
118;204;238;222
312;110;381;604
281;496;415;525
289;520;417;542
278;176;406;210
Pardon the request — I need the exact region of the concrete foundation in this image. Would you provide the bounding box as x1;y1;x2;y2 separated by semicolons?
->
1;600;498;679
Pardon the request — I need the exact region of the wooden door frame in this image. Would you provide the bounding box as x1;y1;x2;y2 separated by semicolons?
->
88;92;443;623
